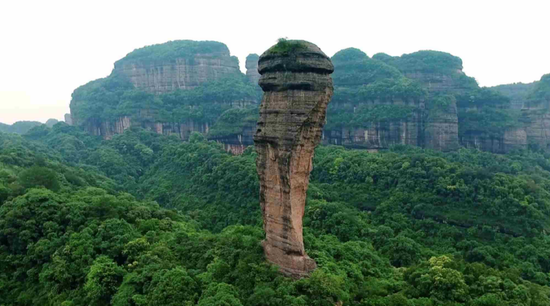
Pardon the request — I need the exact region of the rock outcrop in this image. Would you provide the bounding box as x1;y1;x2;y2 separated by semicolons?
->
113;41;241;94
425;99;460;151
460;127;527;153
69;40;260;148
254;40;334;278
64;114;73;126
520;75;550;150
245;54;261;85
323;50;465;152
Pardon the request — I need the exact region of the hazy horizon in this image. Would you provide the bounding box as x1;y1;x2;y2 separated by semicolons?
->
1;0;549;125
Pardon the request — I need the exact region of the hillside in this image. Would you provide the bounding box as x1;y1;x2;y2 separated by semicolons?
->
3;124;550;305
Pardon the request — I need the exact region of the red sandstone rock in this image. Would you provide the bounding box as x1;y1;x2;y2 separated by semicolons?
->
253;40;334;278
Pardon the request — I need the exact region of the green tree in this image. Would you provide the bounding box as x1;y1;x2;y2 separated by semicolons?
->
148;268;199;306
84;256;125;306
18;166;60;191
198;283;243;306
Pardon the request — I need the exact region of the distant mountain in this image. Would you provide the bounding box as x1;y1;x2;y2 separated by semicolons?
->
0;119;61;134
0;121;42;134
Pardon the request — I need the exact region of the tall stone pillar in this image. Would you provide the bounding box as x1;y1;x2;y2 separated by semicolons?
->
253;40;334;278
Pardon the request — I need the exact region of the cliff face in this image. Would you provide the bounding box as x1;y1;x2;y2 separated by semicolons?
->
523;110;550;150
404;71;471;94
254;40;334;278
321;50;538;153
425;99;460;151
114;56;240;94
323;50;463;152
459;127;527;153
521;75;550;150
245;54;261;85
323;100;424;150
113;41;240;94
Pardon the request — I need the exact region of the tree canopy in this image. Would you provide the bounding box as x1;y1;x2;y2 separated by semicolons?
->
3;125;550;305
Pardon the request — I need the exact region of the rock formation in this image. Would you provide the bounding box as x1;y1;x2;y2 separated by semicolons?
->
425;98;460;152
113;41;241;94
69;40;260;147
68;39;550;155
245;54;261;85
459;127;527;153
323;49;464;152
64;114;73;126
254;40;334;278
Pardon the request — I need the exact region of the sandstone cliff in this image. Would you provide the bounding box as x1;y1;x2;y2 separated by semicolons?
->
113;40;241;94
254;40;334;278
322;49;532;153
324;49;462;151
521;74;550;150
425;97;460;151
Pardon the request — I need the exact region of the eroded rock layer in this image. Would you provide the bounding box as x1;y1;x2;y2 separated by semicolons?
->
113;41;240;94
254;41;334;278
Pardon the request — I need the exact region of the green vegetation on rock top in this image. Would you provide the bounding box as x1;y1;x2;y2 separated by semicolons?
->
378;50;464;75
331;48;368;64
264;38;310;56
526;74;550;107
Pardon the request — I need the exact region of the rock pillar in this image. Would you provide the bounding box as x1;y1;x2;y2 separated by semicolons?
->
253;40;334;278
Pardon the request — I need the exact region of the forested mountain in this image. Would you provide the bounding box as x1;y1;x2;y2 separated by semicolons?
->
66;40;550;155
3;123;550;305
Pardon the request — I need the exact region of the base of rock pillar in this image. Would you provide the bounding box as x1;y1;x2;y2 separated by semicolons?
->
263;241;317;279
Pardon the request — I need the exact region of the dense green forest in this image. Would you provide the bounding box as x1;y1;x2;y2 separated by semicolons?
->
3;123;550;305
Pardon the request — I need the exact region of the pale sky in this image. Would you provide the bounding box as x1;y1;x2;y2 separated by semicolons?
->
1;0;549;124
